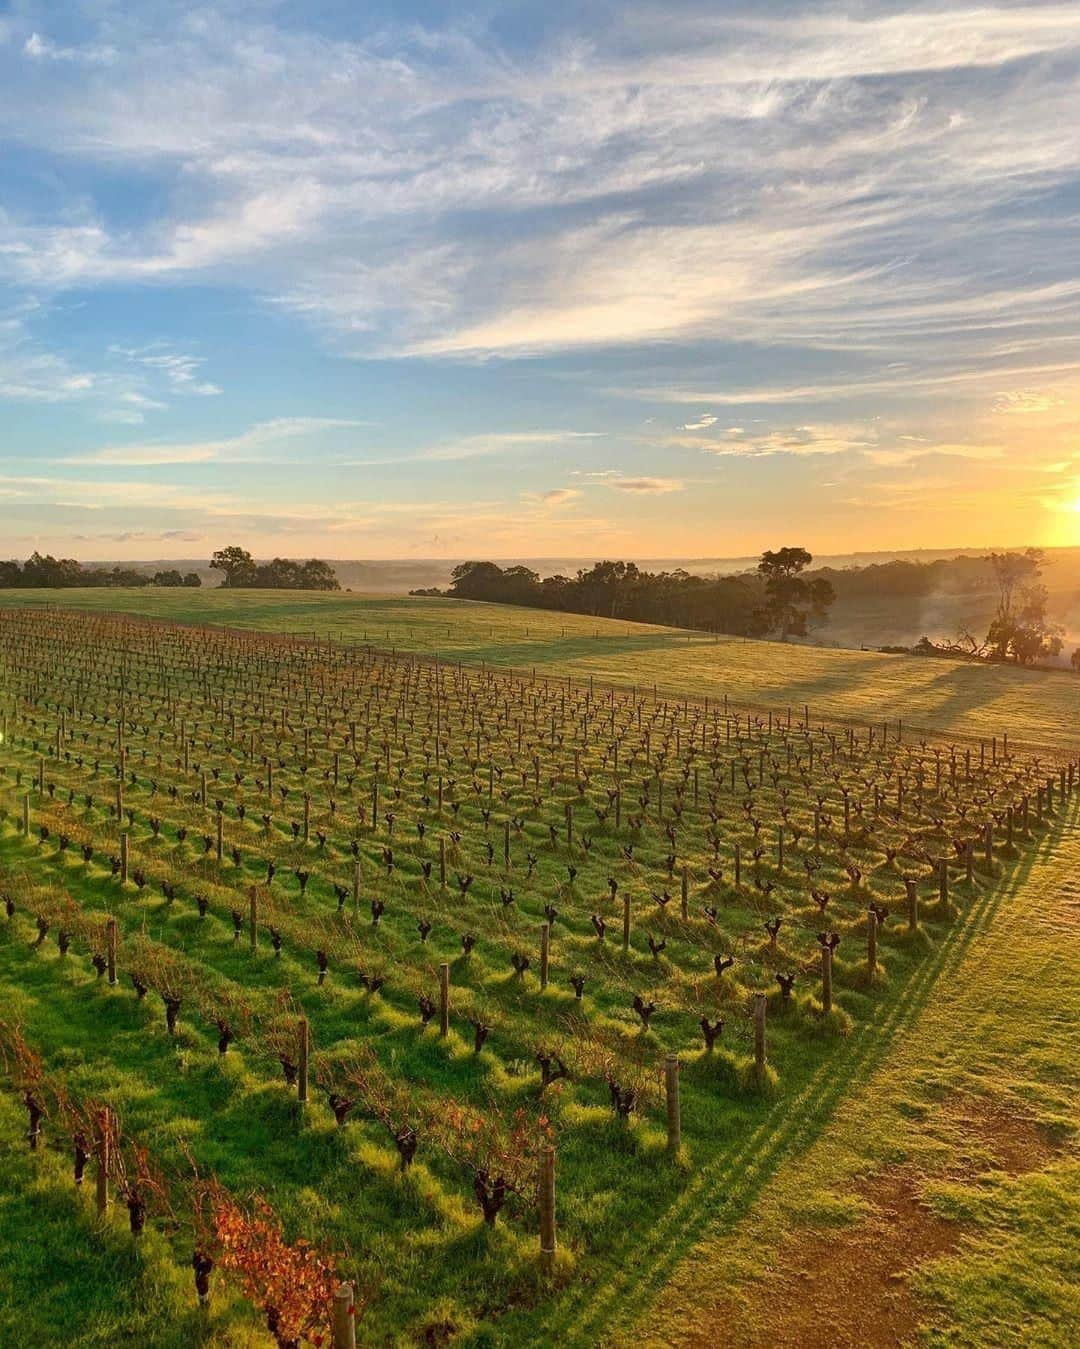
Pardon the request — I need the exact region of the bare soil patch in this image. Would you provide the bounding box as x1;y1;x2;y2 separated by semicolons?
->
697;1095;1065;1348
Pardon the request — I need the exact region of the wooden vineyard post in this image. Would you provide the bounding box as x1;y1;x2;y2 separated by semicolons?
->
905;879;919;932
297;1017;310;1105
352;860;361;917
820;943;833;1013
565;802;573;850
216;811;224;864
866;907;877;973
303;793;311;843
120;831;129;885
115;779;123;824
439;962;450;1037
984;820;993;868
622;892;631;954
938;858;949;905
106;917;118;985
777;825;784;874
333;1284;357;1349
21;793;29;837
439;837;447;889
681;865;689;921
201;771;208;814
95;1109;110;1215
665;1054;681;1154
37;756;44;795
1006;806;1014;850
753;992;767;1080
540;923;550;991
503;819;511;870
539;1146;557;1263
371;778;379;830
249;889;258;952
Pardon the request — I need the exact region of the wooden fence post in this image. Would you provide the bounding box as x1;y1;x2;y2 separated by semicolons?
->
333;1283;357;1349
95;1109;110;1215
106;917;118;985
439;962;450;1037
905;879;919;932
665;1054;681;1154
297;1018;309;1105
539;1146;556;1261
753;992;767;1079
821;944;833;1013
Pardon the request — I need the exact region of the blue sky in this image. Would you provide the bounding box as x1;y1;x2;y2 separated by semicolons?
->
1;0;1079;559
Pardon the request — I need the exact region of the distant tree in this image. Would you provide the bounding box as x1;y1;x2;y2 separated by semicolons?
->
755;547;835;640
210;546;337;591
21;551;83;588
152;569;186;587
0;559;23;586
295;558;340;591
574;560;640;617
210;546;258;588
983;550;1063;664
1072;647;1080;672
182;572;202;588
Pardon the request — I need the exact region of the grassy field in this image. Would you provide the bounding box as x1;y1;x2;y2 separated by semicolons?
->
0;594;1076;1346
634;790;1080;1348
1;587;1078;751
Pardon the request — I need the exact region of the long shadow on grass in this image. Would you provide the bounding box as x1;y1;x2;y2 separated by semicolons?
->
535;804;1076;1347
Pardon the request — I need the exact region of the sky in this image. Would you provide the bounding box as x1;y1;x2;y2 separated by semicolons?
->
1;0;1079;562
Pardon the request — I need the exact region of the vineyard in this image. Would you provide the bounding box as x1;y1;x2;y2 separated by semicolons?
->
0;604;1076;1346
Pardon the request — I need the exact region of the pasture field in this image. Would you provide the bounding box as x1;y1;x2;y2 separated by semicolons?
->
0;599;1076;1347
0;587;1078;751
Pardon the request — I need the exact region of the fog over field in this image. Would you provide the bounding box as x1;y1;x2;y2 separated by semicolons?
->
84;545;1080;661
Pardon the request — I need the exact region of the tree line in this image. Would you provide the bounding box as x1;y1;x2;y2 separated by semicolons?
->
423;548;835;641
0;553;201;589
0;546;341;592
422;547;1077;668
209;546;339;591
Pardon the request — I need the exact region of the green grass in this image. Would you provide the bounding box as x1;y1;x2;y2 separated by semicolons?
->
0;595;1076;1347
2;586;1077;751
631;794;1080;1348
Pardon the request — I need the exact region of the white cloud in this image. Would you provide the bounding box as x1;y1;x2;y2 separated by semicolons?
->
24;32;116;65
993;389;1067;414
608;476;684;493
0;2;1076;372
681;414;717;430
62;417;369;466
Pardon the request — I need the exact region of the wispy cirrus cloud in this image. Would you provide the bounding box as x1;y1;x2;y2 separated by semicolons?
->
62;417;369;466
